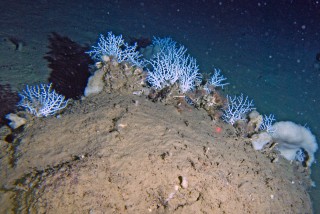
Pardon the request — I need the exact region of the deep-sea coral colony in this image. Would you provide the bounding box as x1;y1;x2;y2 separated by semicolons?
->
18;83;69;117
152;37;177;53
259;114;276;133
86;31;144;67
222;94;255;125
204;68;229;93
85;31;318;167
146;37;202;93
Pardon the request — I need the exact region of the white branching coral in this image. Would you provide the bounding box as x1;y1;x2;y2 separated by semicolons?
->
222;94;255;125
146;38;201;93
86;31;144;67
146;46;186;90
152;37;177;53
18;83;69;117
204;68;229;93
178;55;202;93
259;114;276;133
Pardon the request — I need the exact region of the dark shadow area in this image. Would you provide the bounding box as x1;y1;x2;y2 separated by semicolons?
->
0;84;19;125
44;32;93;99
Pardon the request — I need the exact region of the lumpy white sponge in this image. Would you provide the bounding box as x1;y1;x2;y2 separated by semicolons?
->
251;132;272;150
84;69;105;97
271;121;318;166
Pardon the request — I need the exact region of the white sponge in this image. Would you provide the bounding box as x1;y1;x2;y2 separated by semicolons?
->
251;132;272;150
271;121;318;166
84;69;105;97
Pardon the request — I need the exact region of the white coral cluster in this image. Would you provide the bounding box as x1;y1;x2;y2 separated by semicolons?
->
18;83;69;117
204;68;229;93
222;94;255;125
86;32;144;67
152;37;177;54
259;114;276;133
146;46;186;90
178;55;202;93
146;38;202;93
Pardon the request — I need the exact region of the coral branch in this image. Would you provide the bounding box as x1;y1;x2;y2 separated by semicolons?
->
18;83;69;117
222;94;255;125
86;32;144;67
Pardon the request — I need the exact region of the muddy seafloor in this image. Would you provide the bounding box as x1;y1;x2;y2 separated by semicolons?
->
0;63;313;213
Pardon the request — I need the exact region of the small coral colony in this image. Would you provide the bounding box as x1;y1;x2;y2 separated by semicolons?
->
14;31;318;168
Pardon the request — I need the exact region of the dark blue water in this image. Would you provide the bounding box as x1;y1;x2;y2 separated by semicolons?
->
1;0;319;211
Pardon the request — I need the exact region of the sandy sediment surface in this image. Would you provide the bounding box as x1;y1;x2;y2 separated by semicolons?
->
0;62;313;213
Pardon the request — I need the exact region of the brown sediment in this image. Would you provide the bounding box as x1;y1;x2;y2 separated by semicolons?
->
0;61;313;213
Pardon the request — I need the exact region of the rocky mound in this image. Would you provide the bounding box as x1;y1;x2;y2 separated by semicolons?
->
0;61;313;213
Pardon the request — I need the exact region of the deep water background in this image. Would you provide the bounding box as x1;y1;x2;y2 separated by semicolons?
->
0;0;320;211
